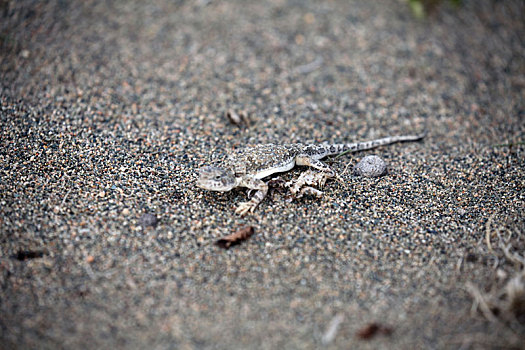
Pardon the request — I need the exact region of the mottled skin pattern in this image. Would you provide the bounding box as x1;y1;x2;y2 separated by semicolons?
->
197;134;425;215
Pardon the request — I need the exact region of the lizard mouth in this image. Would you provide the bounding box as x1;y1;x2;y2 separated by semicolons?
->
196;179;231;191
195;179;210;190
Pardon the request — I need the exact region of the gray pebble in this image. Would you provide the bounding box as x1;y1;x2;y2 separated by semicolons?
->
139;213;158;228
353;155;387;178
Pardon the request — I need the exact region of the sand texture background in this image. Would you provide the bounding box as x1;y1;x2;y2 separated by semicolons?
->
1;0;524;349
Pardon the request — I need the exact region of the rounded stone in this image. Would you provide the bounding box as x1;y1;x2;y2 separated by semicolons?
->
139;213;158;228
353;155;387;178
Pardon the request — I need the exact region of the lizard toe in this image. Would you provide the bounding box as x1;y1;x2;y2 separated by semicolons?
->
235;202;254;216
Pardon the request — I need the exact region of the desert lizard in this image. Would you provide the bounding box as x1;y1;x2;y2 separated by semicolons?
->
197;133;425;215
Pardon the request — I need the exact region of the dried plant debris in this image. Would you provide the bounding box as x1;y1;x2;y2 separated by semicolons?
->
466;214;525;336
293;56;324;75
12;250;45;261
356;323;393;340
225;109;250;127
467;271;525;320
321;313;344;345
216;226;255;249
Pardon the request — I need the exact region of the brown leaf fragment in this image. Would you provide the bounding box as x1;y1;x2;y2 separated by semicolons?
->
216;226;255;249
356;323;393;340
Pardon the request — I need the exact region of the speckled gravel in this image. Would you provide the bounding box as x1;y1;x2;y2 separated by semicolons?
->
1;0;524;349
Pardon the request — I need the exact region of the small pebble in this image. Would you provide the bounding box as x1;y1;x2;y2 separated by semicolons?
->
353;155;387;178
139;213;158;228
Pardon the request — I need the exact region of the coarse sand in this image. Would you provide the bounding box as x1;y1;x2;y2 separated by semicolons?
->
1;0;524;349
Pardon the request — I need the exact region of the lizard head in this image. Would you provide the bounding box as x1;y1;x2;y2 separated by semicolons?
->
196;166;237;191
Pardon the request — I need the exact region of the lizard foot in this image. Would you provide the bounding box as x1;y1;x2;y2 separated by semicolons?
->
296;186;324;199
235;201;257;216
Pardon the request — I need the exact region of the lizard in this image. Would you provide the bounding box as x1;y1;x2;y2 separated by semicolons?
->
196;133;425;215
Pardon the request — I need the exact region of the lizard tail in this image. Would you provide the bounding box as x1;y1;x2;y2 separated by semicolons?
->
329;132;427;156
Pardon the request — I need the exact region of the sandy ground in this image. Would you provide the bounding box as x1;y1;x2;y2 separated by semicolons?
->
1;0;524;349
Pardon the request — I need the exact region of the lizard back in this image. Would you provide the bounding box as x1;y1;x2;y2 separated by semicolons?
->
226;144;302;179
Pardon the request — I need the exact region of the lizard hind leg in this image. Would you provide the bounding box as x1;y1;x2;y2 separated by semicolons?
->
295;155;335;176
295;155;345;184
289;169;329;196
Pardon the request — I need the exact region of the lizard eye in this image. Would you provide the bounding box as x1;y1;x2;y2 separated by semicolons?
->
215;175;221;180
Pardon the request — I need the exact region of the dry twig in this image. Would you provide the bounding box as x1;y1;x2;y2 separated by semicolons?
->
321;313;344;345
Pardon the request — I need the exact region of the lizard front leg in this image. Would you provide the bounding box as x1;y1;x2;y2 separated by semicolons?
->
235;176;268;216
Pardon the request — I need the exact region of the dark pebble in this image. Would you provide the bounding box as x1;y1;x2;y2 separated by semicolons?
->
139;213;158;228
